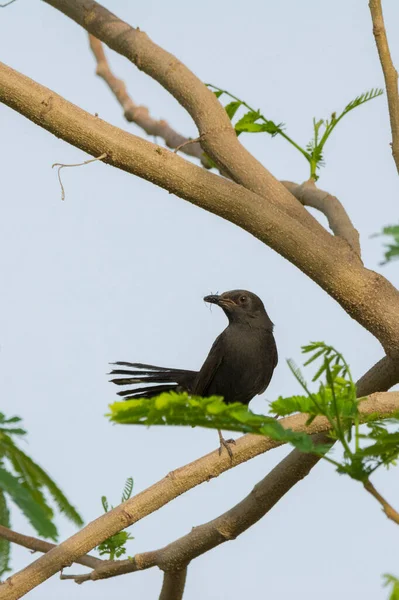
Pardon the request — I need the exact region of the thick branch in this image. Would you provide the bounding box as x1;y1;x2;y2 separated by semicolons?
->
282;180;361;256
88;35;210;166
42;0;327;233
356;355;399;396
3;62;399;356
2;391;399;599
369;0;399;173
159;569;187;600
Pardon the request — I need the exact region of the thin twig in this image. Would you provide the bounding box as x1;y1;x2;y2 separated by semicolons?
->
0;525;102;569
369;0;399;173
363;479;399;525
282;180;361;256
52;153;107;200
0;0;17;6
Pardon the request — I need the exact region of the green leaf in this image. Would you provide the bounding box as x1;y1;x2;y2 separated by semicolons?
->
270;394;315;416
286;359;308;391
121;477;134;503
224;101;242;120
7;450;54;520
343;88;384;113
306;88;383;179
0;490;11;576
373;224;399;264
236;121;282;134
0;414;26;437
235;110;260;128
97;530;134;560
0;439;83;527
101;496;109;513
97;480;135;560
0;467;57;540
383;574;399;600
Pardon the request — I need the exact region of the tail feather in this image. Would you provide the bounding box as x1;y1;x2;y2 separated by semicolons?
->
112;361;180;372
109;361;197;401
117;383;180;399
109;368;193;385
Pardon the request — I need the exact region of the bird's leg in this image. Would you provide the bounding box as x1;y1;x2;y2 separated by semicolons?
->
217;430;236;459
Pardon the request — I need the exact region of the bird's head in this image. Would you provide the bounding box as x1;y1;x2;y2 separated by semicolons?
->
204;290;273;328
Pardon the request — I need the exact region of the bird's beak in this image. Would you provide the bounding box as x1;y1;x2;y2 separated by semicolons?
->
204;295;235;307
204;294;220;305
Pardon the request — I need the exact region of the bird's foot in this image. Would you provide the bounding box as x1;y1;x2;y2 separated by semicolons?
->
218;431;236;459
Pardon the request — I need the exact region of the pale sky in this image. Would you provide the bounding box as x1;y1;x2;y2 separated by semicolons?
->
1;1;399;599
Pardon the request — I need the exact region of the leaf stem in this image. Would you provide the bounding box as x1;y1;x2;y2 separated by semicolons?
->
325;360;352;457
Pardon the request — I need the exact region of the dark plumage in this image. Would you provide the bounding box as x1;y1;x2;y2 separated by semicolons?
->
110;290;278;456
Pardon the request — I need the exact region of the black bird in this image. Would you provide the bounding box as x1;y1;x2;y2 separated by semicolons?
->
110;290;278;457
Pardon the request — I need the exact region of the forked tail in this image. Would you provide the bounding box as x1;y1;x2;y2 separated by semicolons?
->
109;362;197;400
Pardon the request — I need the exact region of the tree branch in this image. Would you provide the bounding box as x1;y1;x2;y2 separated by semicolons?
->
3;61;399;356
356;355;399;396
89;35;360;257
60;435;328;584
1;391;399;599
42;0;326;233
282;180;361;256
88;35;210;167
159;569;187;600
0;525;102;570
59;360;399;585
369;0;399;173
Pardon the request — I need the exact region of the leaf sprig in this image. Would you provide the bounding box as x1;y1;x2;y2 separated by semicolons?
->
0;414;84;575
97;477;134;560
109;393;329;455
207;84;383;180
384;574;399;600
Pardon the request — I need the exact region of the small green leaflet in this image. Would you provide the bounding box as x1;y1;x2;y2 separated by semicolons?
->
373;224;399;265
97;477;134;560
225;101;242;120
383;575;399;600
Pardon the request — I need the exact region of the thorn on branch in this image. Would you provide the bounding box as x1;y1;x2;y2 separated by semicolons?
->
51;153;107;201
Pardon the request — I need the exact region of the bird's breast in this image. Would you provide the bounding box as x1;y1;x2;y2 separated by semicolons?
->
208;327;277;405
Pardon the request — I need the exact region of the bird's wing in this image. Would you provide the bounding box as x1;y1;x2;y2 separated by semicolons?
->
258;333;278;394
192;333;224;396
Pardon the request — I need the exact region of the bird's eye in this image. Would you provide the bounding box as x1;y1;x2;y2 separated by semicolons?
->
239;295;247;303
